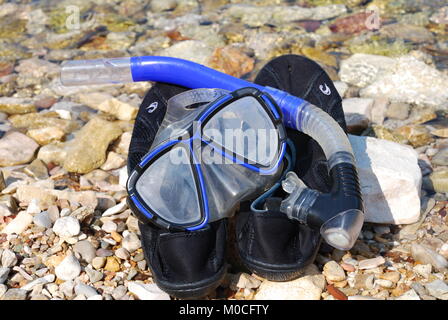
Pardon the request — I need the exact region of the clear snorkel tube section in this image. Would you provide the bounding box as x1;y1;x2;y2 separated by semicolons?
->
60;56;364;250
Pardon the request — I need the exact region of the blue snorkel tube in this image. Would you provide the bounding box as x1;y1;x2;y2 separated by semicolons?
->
61;56;364;250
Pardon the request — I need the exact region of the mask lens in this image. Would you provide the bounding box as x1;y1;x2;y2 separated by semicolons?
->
202;96;279;166
135;146;202;225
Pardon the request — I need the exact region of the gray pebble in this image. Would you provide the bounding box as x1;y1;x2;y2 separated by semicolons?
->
33;211;52;228
132;252;145;262
112;285;127;300
431;148;448;166
0;267;10;284
73;240;96;263
85;266;103;283
137;260;147;270
122;232;141;253
1;288;27;300
59;280;75;298
1;249;17;268
115;247;130;260
425;279;448;300
96;248;113;257
127;268;138;281
75;283;98;298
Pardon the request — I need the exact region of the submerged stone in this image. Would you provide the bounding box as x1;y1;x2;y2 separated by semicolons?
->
0;97;36;115
0;131;39;167
63;117;122;174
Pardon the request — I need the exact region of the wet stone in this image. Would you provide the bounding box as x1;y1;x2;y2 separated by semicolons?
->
24;159;49;180
0;131;39;167
63;118;122;174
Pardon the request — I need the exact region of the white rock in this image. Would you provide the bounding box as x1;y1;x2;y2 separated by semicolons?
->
74;283;98;298
254;274;325;300
230;273;262;291
122;232;141;253
340;54;395;88
395;289;421;300
127;282;170;300
119;166;128;188
100;152;126;171
27;199;41;214
349;134;421;224
1;249;17;267
52;216;80;238
358;256;386;270
440;243;448;258
55;254;81;281
21;274;55;291
115;248;130;260
333;81;348;98
343;98;374;120
87;294;103;300
340;53;448;108
411;243;448;272
425;280;448;300
413;264;432;279
59;280;74;298
375;279;394;288
60;208;71;217
101;221;117;233
2;211;33;235
102;199;127;217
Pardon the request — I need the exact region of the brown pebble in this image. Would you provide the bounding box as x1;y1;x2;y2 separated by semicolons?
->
391;283;410;297
327;284;348;300
35;96;57;109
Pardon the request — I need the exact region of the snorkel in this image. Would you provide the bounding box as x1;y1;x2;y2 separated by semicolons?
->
60;56;364;250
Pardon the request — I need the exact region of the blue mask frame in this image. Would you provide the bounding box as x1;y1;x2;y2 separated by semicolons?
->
127;87;287;231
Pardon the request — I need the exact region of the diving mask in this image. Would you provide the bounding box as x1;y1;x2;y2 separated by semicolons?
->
127;87;287;231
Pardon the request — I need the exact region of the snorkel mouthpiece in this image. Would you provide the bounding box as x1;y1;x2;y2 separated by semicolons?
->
281;158;364;251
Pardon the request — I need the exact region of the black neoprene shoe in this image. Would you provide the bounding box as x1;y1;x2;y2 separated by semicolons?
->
128;83;228;299
236;54;348;281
